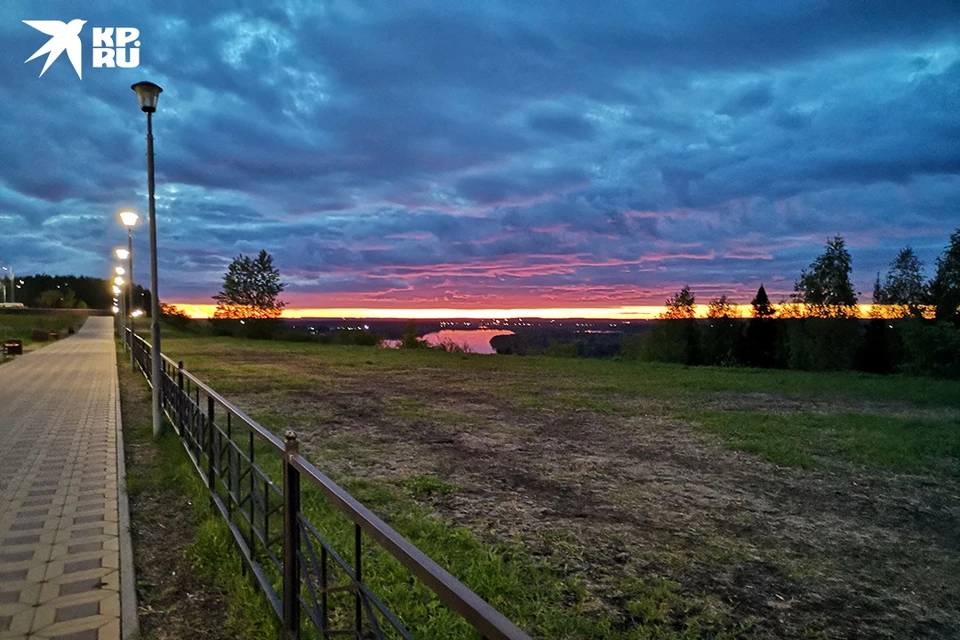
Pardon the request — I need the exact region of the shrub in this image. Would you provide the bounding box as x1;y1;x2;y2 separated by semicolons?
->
737;318;778;368
544;340;578;358
701;318;741;366
784;319;862;371
899;319;960;378
619;334;643;360
434;338;472;353
855;319;903;374
640;320;701;365
207;318;282;340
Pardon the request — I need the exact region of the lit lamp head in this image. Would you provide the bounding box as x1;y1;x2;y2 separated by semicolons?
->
131;81;163;113
112;285;121;295
115;266;125;275
119;211;139;227
115;248;129;260
115;276;124;286
112;305;120;314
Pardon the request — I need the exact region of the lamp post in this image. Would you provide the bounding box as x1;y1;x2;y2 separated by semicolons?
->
119;210;139;370
114;268;126;339
112;282;123;335
132;80;164;437
0;266;12;304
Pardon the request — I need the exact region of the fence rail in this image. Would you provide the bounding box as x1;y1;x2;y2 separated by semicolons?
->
126;329;530;640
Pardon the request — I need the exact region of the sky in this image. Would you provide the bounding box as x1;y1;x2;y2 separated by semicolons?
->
1;1;959;316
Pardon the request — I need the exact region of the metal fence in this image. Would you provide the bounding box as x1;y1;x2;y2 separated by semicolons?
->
126;330;530;640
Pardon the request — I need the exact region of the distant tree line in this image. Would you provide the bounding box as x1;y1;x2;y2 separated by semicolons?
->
13;274;151;312
500;232;960;378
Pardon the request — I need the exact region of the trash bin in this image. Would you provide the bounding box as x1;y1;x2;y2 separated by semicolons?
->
4;339;23;356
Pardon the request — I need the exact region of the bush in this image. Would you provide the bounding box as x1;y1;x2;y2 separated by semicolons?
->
639;320;701;365
701;318;741;366
544;340;578;358
208;318;282;340
619;334;643;360
434;338;472;353
784;319;862;371
737;318;778;368
899;319;960;378
855;319;903;374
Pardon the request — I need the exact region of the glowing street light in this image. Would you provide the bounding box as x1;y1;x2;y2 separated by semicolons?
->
115;266;125;275
115;233;136;370
112;285;121;295
114;276;124;286
120;210;139;227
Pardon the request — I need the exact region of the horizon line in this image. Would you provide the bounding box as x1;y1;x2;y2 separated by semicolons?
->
168;303;889;320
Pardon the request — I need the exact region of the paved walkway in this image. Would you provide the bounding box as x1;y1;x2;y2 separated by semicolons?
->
0;317;132;640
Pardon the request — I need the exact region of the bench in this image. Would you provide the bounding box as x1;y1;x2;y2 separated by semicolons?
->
3;339;23;356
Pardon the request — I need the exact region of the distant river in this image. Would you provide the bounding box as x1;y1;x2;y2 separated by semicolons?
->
382;329;515;354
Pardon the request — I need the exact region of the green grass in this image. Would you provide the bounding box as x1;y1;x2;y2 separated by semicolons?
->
0;313;87;348
120;348;279;638
685;410;960;479
147;328;960;637
156;331;960;409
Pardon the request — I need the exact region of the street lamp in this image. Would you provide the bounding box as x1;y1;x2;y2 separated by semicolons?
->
113;274;125;334
132;80;164;436
116;238;135;368
0;266;12;304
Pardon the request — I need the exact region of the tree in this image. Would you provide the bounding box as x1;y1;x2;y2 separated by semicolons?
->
707;295;736;319
793;236;858;317
702;295;740;365
931;229;960;325
400;321;427;349
37;288;79;308
661;285;697;319
213;250;286;319
161;303;191;330
876;247;928;318
751;285;775;318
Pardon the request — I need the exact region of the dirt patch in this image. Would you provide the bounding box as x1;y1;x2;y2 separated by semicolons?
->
119;359;238;640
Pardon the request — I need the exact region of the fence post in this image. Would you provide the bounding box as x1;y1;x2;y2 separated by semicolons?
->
283;430;301;640
207;395;216;494
177;361;184;435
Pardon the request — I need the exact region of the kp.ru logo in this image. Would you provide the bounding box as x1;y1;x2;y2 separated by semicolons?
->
23;19;141;79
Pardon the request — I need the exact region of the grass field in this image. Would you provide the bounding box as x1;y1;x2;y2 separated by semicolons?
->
155;331;960;638
0;313;87;354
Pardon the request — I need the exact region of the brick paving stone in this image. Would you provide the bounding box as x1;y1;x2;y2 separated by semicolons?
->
0;319;125;640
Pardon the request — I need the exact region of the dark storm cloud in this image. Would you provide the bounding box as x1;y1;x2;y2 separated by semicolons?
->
716;83;774;117
1;0;959;307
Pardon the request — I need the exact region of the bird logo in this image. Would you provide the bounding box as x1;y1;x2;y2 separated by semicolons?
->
23;19;87;79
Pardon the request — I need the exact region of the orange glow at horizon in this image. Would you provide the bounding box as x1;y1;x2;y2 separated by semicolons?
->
168;303;899;320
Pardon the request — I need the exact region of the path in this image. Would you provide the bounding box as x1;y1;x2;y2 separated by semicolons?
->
0;317;134;640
